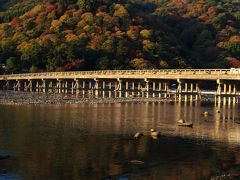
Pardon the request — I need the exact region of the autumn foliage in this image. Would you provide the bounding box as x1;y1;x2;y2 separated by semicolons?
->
0;0;239;73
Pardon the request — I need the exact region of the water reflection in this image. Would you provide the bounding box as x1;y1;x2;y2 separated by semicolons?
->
0;102;239;179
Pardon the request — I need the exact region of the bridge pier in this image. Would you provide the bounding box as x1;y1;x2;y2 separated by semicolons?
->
184;82;188;102
176;79;201;102
190;83;193;102
29;80;33;92
55;80;59;93
82;81;85;95
107;82;111;97
145;79;149;98
164;82;168;99
24;81;27;92
137;82;141;97
125;81;129;98
233;83;238;104
196;82;201;101
16;80;21;91
94;79;99;97
177;79;182;102
215;80;239;106
152;82;156;98
131;82;135;96
117;79;122;98
158;82;162;98
49;81;53;93
102;81;105;98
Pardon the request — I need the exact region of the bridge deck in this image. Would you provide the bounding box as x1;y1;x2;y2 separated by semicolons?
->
0;69;240;81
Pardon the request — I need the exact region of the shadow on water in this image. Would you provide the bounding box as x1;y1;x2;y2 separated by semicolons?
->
0;151;11;160
0;174;20;180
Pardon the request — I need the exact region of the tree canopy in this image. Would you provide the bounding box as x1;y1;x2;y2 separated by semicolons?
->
0;0;239;73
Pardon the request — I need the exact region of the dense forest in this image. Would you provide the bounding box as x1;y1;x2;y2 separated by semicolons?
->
0;0;239;73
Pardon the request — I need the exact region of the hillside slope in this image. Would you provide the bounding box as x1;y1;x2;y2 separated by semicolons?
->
0;0;239;73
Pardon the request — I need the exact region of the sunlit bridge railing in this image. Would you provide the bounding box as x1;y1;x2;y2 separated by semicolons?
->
1;69;240;80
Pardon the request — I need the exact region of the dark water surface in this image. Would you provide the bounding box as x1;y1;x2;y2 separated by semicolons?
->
0;102;240;179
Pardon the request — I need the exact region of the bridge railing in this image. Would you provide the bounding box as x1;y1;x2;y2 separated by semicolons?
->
0;69;237;79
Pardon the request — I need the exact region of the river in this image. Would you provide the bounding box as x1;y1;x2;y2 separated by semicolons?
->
0;102;240;179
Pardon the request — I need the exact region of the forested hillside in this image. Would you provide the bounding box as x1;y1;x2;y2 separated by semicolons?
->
0;0;239;73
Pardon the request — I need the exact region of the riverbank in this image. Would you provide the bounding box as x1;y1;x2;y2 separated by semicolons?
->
0;91;212;105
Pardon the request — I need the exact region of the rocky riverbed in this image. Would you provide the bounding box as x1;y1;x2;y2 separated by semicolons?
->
0;91;181;105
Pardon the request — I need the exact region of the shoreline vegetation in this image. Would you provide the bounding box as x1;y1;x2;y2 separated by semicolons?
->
0;90;213;105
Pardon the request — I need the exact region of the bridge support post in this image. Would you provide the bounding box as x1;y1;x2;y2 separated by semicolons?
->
236;83;239;103
108;82;112;97
24;81;27;92
17;80;21;92
40;81;43;92
177;79;182;102
125;81;129;97
233;83;237;104
145;79;149;98
118;79;122;98
48;81;53;93
190;83;193;102
196;82;201;101
159;82;162;98
132;82;135;96
58;80;62;93
102;81;105;98
138;82;141;97
60;81;64;93
82;81;85;95
4;81;9;91
65;81;68;94
39;81;42;92
42;80;46;93
184;82;188;102
71;81;74;94
88;81;91;95
109;82;112;91
94;79;99;97
216;80;222;104
164;82;169;99
36;81;39;92
30;80;33;92
223;82;227;106
114;81;117;97
153;82;156;98
102;81;105;91
228;84;232;105
74;80;79;94
13;81;16;91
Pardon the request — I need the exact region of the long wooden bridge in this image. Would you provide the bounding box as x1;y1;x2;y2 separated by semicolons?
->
0;69;240;104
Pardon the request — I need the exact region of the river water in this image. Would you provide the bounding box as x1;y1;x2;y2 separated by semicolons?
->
0;102;240;179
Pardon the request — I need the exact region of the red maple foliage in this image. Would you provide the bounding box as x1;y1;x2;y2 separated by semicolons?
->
10;16;20;26
64;59;85;71
136;50;143;57
65;10;73;15
227;57;240;68
130;26;140;31
94;25;102;32
45;3;56;11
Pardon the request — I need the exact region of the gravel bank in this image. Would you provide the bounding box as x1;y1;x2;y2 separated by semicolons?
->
0;91;180;105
